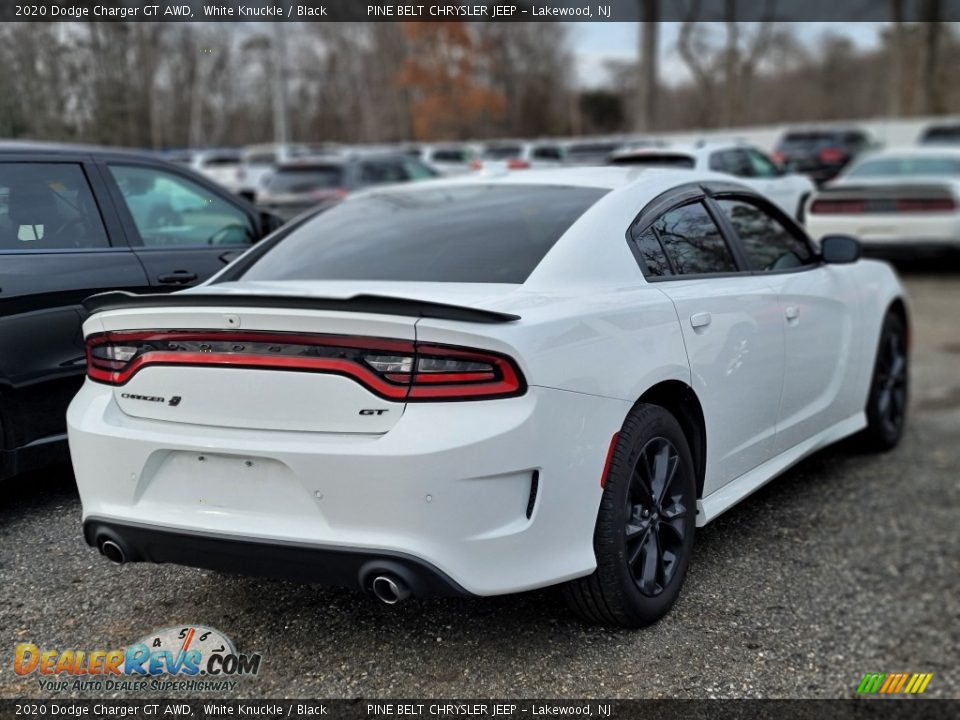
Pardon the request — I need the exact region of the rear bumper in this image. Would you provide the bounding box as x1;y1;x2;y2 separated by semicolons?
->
83;518;469;597
68;381;629;596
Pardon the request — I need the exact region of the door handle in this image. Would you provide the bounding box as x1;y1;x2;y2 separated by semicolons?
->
690;312;712;329
157;271;198;285
785;305;800;321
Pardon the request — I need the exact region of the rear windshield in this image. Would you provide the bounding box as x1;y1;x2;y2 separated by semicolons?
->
610;153;695;168
920;126;960;144
432;148;469;163
241;185;608;284
483;145;522;160
779;132;843;149
267;166;344;193
846;156;960;177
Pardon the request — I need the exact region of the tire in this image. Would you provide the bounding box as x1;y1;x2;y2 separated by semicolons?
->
563;404;697;628
861;311;909;452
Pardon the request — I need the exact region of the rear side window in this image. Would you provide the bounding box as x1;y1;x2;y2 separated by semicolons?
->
241;185;608;284
360;160;408;184
648;202;736;275
717;199;813;272
709;150;752;177
0;162;109;250
633;229;673;277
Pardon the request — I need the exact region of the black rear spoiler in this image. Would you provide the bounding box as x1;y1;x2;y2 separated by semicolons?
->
82;291;520;324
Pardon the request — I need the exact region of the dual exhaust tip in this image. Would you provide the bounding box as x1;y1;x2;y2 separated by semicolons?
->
370;574;411;605
98;539;126;564
96;536;413;605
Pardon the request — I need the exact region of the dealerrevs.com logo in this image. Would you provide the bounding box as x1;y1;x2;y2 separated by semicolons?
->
14;625;262;693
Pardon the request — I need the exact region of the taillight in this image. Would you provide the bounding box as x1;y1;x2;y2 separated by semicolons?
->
771;151;786;165
894;198;956;212
818;147;847;164
468;159;483;171
810;199;866;214
507;159;531;170
85;331;525;401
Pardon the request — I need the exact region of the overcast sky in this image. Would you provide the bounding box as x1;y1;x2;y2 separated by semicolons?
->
569;22;885;88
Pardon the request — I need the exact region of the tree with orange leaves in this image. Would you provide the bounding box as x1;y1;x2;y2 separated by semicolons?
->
397;22;506;140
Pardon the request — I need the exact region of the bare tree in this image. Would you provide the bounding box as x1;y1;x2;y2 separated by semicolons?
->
637;0;659;131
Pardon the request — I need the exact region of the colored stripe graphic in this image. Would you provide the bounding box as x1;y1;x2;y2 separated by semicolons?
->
857;672;932;695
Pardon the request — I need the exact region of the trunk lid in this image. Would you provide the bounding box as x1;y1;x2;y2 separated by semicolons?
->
83;282;524;434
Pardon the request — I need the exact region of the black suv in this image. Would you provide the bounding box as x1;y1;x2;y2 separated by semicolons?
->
0;142;281;481
773;128;875;185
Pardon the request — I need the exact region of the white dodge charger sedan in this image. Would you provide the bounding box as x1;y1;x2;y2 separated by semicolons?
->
68;168;908;627
805;147;960;257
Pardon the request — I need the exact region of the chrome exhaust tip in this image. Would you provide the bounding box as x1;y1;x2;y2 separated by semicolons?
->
99;539;126;564
371;574;410;605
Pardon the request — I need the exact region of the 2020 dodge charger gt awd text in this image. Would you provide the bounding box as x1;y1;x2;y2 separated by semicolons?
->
68;168;909;627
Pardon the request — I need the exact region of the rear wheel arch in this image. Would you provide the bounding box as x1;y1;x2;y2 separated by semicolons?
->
635;380;707;500
886;297;909;346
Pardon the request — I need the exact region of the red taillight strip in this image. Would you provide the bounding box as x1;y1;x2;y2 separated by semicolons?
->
85;330;526;402
87;351;412;399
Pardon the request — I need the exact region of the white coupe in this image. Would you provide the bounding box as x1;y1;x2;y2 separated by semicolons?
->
610;142;816;221
805;147;960;257
68;168;908;627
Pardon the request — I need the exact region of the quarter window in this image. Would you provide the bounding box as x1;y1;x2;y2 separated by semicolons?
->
649;202;737;275
633;229;673;277
109;165;254;248
717;199;813;271
0;163;109;250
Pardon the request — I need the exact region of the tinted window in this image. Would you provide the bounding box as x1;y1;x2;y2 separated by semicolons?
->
610;153;695;168
532;146;563;160
109;165;254;248
432;149;468;163
847;156;960;177
745;149;781;178
0;163;109;250
633;229;672;277
709;149;752;177
779;132;838;150
202;154;241;167
360;160;408;184
268;166;345;192
921;125;960;145
650;202;736;275
241;185;607;284
484;145;522;160
718;199;813;272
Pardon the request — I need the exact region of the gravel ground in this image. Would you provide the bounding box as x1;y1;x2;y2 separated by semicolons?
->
1;272;958;700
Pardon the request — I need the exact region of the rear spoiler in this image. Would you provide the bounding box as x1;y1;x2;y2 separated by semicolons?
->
82;291;520;324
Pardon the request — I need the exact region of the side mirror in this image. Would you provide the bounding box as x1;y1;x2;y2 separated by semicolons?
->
820;235;861;264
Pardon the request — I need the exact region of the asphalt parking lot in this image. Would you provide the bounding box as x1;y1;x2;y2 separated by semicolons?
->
1;269;958;700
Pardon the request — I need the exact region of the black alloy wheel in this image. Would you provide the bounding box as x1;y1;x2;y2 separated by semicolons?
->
564;404;696;628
